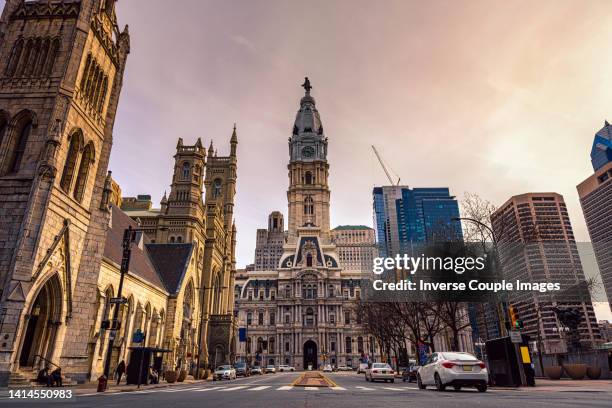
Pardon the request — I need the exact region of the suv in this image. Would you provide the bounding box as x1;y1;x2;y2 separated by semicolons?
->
234;362;250;377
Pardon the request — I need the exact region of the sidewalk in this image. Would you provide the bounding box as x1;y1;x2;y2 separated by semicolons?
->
530;378;612;392
69;377;209;396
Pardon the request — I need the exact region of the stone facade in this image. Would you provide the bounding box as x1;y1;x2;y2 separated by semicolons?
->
330;226;376;273
254;212;286;271
121;132;239;372
234;80;374;370
0;0;129;385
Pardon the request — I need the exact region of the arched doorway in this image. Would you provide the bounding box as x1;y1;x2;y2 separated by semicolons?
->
18;274;62;368
303;340;317;370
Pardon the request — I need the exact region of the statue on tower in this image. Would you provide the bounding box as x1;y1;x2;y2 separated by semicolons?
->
302;77;312;94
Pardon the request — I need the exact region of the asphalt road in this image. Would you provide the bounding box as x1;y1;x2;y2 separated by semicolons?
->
1;372;611;407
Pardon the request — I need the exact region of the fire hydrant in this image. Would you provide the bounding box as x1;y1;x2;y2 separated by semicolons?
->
97;375;108;392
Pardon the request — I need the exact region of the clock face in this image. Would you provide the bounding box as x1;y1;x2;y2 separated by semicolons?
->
302;146;315;158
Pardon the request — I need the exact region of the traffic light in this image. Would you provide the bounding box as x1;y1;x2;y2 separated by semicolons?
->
509;305;524;330
509;305;518;329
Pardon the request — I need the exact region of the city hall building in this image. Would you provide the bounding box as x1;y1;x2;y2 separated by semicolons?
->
234;80;376;370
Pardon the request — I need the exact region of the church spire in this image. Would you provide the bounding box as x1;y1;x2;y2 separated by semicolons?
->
230;123;238;158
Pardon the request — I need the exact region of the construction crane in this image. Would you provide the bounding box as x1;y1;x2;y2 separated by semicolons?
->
372;145;401;186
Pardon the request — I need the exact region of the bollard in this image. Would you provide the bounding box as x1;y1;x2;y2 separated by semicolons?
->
97;375;108;392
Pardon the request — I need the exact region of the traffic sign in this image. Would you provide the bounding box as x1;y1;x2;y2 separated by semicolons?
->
510;330;522;343
110;297;127;304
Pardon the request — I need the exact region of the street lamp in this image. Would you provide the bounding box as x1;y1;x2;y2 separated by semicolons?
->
99;225;162;391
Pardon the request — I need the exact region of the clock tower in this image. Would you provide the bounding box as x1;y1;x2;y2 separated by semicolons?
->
287;78;331;240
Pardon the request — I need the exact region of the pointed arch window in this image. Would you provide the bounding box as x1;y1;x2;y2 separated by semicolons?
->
15;39;33;77
44;38;60;77
60;131;83;193
34;38;50;77
73;142;95;203
24;38;41;77
182;162;191;180
0;115;7;147
5;39;24;77
7;119;32;174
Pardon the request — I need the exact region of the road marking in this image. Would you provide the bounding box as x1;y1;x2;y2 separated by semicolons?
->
382;387;405;391
277;386;294;390
355;386;375;391
194;386;223;392
305;387;318;390
249;386;271;391
219;386;249;392
331;386;346;390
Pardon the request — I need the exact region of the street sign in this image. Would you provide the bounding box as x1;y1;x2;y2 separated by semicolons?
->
110;297;127;304
238;328;247;342
510;330;522;343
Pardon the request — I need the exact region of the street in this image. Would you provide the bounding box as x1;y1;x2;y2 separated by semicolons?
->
1;372;611;407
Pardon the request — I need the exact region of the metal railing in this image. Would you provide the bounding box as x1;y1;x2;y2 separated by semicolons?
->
33;355;61;371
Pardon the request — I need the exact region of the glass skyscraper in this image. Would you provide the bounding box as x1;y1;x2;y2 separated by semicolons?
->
372;186;463;257
591;121;612;171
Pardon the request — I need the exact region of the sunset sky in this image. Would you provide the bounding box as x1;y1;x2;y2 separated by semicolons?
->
7;0;612;314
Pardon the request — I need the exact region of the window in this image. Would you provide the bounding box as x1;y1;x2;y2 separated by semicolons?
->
306;253;313;267
182;162;190;180
357;337;364;353
285;342;290;352
285;314;290;324
305;307;314;327
176;236;183;243
213;178;222;198
73;143;94;202
7;119;32;174
344;311;350;325
331;341;336;352
269;338;275;353
330;314;335;324
0;116;7;148
305;171;313;185
60;131;82;193
304;196;314;215
246;312;252;325
270;313;275;325
345;337;352;353
258;312;264;325
246;338;252;353
5;39;23;77
285;285;291;298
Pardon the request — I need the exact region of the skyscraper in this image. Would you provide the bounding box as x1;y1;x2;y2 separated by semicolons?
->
591;121;612;171
331;226;377;273
373;186;463;256
578;124;612;310
491;193;601;354
254;212;286;271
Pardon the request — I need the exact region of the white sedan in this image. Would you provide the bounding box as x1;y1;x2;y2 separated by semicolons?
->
278;365;295;372
213;365;236;380
417;352;487;392
365;363;395;382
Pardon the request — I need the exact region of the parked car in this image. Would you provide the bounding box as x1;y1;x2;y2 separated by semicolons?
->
213;365;236;380
234;362;250;377
278;365;295;372
251;366;263;375
417;352;487;392
323;364;333;372
357;362;369;374
337;365;353;371
264;365;276;374
365;363;394;382
402;365;420;382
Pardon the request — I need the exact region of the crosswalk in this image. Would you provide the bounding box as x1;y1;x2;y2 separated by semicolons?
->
80;384;419;397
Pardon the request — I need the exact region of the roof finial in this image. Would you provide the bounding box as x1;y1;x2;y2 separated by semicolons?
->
301;77;312;95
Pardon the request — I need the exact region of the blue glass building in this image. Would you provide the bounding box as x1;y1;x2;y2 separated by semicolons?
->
373;186;463;257
591;121;612;171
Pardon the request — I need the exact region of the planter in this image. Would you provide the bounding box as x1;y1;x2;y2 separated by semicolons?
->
165;370;178;383
587;366;601;380
177;369;188;382
544;366;563;380
563;363;587;380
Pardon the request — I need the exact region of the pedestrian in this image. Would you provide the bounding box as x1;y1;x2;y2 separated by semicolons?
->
115;360;126;386
50;368;62;387
36;366;51;387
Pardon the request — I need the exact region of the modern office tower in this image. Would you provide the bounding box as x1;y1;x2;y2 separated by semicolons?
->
254;212;286;270
331;226;377;273
578;160;612;309
591;121;612;171
373;186;463;256
491;193;601;354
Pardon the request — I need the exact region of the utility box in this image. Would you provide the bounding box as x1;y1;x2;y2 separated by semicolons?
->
486;334;533;387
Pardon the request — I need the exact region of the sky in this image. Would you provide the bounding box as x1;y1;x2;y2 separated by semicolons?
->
4;1;611;316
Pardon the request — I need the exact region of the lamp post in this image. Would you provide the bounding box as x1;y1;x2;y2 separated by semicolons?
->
99;225;162;391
